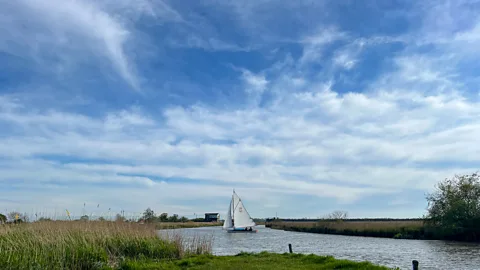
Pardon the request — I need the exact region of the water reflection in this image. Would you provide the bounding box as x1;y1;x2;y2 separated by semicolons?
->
159;225;480;270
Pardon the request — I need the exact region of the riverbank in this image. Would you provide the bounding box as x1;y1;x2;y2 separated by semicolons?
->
0;221;394;269
155;221;221;230
266;220;426;240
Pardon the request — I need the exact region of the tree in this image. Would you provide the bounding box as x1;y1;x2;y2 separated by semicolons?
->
98;217;106;222
168;214;179;222
159;213;168;222
38;217;52;222
80;215;89;221
8;212;27;222
325;211;348;220
142;208;156;223
115;214;125;222
425;173;480;241
179;216;189;223
0;214;6;224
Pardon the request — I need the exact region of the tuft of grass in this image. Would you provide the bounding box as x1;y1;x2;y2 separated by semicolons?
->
0;221;211;270
120;252;396;269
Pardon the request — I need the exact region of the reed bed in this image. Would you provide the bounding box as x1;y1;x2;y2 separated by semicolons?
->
158;231;213;257
268;220;425;239
0;221;211;270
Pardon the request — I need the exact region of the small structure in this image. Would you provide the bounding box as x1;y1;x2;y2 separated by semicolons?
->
204;213;219;222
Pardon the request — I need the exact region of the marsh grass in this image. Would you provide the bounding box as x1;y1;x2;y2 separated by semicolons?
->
0;221;211;270
268;220;425;239
158;230;213;258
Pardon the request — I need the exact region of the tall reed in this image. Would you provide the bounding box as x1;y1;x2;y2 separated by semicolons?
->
0;221;211;270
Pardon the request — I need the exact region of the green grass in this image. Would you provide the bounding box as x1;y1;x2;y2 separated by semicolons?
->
120;252;396;269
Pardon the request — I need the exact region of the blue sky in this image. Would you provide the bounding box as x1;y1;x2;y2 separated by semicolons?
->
1;0;480;219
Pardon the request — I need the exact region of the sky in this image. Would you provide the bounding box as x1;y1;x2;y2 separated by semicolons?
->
1;0;480;220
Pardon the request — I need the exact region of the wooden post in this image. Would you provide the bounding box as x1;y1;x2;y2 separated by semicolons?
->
412;260;419;270
288;243;293;253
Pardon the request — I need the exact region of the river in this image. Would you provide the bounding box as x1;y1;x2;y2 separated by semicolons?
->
159;225;480;270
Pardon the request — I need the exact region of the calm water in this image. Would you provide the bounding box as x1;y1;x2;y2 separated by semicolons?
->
159;225;480;270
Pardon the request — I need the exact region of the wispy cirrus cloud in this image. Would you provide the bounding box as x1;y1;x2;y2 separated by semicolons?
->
298;27;348;66
0;0;146;90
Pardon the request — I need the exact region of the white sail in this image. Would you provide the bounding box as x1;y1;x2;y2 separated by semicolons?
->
232;192;240;214
223;198;233;229
232;192;256;228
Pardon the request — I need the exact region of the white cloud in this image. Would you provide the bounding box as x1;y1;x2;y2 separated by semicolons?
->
2;67;480;210
333;53;356;70
167;35;251;52
299;27;347;65
332;45;360;70
242;70;269;94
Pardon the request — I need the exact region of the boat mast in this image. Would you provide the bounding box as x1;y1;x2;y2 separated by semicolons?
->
232;189;235;226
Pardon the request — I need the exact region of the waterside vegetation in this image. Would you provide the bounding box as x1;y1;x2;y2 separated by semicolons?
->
266;219;425;240
0;221;396;269
0;208;222;230
155;222;221;230
139;208;222;230
0;221;211;270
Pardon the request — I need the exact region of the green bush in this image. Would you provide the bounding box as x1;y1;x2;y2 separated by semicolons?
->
425;173;480;241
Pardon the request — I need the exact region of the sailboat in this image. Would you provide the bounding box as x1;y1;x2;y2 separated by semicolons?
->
223;190;257;233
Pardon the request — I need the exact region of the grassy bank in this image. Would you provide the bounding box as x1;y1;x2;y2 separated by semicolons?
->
266;220;426;239
0;221;211;269
155;222;221;230
121;252;395;269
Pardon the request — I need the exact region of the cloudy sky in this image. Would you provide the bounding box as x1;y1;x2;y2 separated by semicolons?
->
1;0;480;219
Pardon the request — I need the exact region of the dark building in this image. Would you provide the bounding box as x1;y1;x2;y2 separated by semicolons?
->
204;213;219;222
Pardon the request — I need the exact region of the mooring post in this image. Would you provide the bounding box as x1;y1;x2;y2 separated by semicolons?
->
412;260;419;270
288;243;293;253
